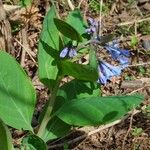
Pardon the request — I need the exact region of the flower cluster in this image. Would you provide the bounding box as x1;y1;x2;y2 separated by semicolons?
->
97;41;130;84
85;17;98;35
59;18;131;85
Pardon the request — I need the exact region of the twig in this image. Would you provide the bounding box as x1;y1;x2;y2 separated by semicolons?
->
0;0;6;21
20;29;26;67
3;4;21;13
122;109;135;150
118;17;150;26
128;87;146;95
83;0;88;20
67;0;74;10
99;0;103;36
14;38;37;66
127;61;150;67
78;0;84;8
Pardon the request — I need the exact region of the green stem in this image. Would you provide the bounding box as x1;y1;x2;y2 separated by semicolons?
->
37;77;61;137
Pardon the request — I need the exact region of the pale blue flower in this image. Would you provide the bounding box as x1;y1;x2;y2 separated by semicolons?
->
85;17;98;35
60;47;77;58
88;17;98;27
98;61;122;85
105;42;130;66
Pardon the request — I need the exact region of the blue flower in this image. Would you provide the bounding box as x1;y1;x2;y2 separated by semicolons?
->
85;27;96;35
105;42;130;66
85;17;98;35
88;17;98;27
98;61;122;85
60;47;77;58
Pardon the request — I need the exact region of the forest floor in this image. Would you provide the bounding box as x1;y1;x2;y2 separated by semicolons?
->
1;0;150;149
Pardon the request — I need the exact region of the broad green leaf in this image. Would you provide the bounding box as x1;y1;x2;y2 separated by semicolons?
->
60;60;98;81
38;6;60;88
20;0;32;6
41;117;71;142
54;18;82;42
22;134;47;150
0;119;14;150
53;79;100;113
66;9;86;35
56;95;143;126
0;51;36;131
56;79;100;103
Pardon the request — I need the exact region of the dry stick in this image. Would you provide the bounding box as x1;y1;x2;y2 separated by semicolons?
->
0;0;6;21
3;4;21;13
99;0;103;36
122;109;135;150
78;0;84;8
118;17;150;26
83;0;88;20
67;0;74;10
127;61;150;67
128;87;146;95
20;28;27;67
14;38;37;66
0;0;13;53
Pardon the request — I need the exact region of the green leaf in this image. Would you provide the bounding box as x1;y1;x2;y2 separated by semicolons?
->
20;0;32;7
22;134;47;150
0;119;14;150
130;35;138;47
0;51;36;131
66;9;86;35
54;18;82;42
38;6;60;88
53;79;100;114
41;117;71;142
56;95;143;126
60;60;98;81
56;79;100;103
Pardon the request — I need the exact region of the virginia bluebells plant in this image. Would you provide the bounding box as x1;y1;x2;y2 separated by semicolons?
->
60;46;77;58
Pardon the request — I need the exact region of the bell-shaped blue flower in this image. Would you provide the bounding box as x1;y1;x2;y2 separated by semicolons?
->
105;42;130;66
85;17;98;35
98;61;122;85
60;47;77;58
88;17;98;27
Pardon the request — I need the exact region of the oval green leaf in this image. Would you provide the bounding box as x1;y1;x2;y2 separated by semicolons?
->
38;6;60;88
56;95;143;126
66;9;86;35
54;18;82;42
0;51;36;131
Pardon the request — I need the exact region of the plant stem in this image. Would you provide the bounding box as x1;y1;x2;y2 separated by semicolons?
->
37;77;61;137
